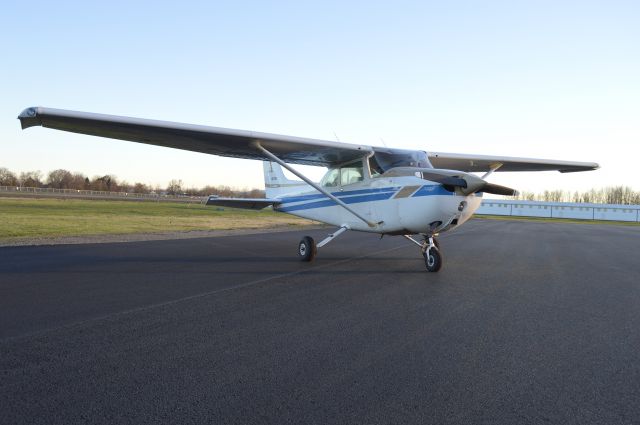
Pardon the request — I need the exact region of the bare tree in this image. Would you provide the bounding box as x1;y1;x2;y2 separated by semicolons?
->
166;179;183;195
132;182;150;194
542;190;565;202
0;167;18;186
516;191;536;201
90;175;118;191
19;171;43;188
119;181;133;193
183;186;201;196
248;188;265;198
47;169;74;189
89;177;107;191
69;173;88;190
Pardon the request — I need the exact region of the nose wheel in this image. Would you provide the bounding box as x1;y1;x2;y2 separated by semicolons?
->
403;234;443;272
423;245;442;272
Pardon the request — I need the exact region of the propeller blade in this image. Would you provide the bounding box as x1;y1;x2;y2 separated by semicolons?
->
481;183;519;196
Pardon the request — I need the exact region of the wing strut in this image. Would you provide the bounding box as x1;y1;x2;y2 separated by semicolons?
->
252;142;378;228
481;163;503;179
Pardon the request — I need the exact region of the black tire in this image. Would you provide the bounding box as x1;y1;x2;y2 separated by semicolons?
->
298;236;317;262
424;246;442;272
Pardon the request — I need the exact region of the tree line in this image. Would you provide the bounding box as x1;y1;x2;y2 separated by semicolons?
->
0;167;265;198
515;186;640;205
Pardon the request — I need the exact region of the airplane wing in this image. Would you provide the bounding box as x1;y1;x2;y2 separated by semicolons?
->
205;197;280;210
18;107;371;167
18;107;599;173
428;152;599;173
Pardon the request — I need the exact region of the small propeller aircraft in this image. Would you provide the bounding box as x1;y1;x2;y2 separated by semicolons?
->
18;107;598;272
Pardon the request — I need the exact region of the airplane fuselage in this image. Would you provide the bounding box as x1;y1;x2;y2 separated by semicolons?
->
274;176;482;235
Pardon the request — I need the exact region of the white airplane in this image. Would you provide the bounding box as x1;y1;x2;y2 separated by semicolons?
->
18;107;598;272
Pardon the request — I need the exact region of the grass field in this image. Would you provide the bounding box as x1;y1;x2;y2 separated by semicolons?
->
0;197;315;241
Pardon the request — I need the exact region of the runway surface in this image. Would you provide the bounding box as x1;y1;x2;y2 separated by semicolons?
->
1;219;639;424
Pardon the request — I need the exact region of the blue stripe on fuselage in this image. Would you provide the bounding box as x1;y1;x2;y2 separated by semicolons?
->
277;192;396;212
279;186;402;204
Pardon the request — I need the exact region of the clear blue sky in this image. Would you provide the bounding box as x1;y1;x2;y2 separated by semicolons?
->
1;0;638;193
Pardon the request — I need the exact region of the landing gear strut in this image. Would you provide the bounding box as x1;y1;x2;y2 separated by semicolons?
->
403;234;443;272
298;225;349;262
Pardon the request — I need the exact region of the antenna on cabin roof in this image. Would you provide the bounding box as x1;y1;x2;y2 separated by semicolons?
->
380;138;388;147
333;131;340;142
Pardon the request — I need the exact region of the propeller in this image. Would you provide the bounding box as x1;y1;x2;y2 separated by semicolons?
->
382;167;519;196
479;182;519;196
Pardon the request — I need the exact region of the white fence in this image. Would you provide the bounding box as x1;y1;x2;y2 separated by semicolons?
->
477;199;640;222
0;186;203;203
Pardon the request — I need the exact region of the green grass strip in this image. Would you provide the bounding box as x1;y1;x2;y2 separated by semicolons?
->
0;197;313;240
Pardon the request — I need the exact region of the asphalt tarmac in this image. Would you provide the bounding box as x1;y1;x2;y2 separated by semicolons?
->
1;219;639;424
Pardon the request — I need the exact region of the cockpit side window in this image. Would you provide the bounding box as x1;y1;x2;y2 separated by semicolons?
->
340;161;364;186
320;168;340;187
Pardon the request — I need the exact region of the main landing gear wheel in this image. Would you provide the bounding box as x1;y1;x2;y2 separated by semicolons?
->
298;236;317;262
424;246;442;272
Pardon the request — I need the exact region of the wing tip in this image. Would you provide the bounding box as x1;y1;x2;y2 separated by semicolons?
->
559;163;600;173
17;107;42;129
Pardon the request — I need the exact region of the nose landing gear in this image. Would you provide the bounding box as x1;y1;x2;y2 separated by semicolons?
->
403;234;442;272
422;236;442;272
